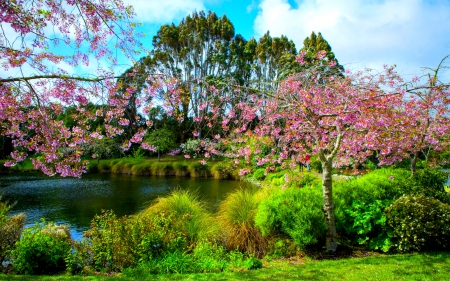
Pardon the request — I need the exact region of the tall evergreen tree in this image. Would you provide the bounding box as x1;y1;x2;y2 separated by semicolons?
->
297;31;344;78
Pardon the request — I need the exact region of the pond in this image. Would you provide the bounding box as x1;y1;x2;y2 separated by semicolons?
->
0;172;255;240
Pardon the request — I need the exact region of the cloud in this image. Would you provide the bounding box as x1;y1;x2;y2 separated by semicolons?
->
253;0;450;75
124;0;207;24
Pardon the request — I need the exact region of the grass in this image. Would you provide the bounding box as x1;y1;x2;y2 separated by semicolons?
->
1;252;449;280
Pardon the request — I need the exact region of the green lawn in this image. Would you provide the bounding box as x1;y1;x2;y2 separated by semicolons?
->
1;252;448;281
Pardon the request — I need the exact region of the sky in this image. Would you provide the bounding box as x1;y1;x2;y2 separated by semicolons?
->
124;0;450;78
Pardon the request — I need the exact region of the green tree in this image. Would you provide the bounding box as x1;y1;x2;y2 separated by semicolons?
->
144;128;177;161
253;31;298;93
297;31;344;78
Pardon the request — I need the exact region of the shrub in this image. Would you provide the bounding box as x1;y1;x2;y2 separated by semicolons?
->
385;195;450;252
255;185;326;248
343;199;394;252
11;221;72;275
218;189;268;258
122;242;247;276
251;168;266;181
410;168;450;204
73;210;139;272
243;256;263;270
69;210;190;274
334;168;411;248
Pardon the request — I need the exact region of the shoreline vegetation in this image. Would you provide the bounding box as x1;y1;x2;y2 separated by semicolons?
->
0;157;242;180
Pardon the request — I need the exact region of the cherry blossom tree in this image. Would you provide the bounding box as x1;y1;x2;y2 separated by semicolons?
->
0;0;144;176
386;55;450;174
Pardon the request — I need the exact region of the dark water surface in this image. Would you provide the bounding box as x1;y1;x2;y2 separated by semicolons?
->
0;172;255;240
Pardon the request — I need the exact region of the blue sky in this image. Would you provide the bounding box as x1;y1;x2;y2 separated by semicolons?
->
125;0;450;78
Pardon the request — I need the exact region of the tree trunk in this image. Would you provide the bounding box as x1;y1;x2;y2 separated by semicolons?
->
158;150;160;162
411;152;418;175
321;159;338;252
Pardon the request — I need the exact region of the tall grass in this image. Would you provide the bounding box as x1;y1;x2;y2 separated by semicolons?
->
152;162;175;176
188;162;211;178
173;162;189;177
217;189;268;258
211;162;234;180
143;190;218;243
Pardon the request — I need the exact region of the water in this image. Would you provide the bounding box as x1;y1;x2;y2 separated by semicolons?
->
0;172;255;240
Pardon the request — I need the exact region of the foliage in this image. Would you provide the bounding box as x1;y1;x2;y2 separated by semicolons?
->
0;199;25;266
293;31;345;80
11;221;72;275
143;190;217;243
69;209;192;274
251;168;266;180
144;128;177;157
218;189;268;258
410;168;450;204
385;195;450;252
334;168;409;249
123;242;250;276
254;185;326;248
211;162;235;179
343;200;394;252
243;257;263;270
180;139;202;157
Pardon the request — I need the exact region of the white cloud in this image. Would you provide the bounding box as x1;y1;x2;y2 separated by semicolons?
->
124;0;207;23
253;0;450;75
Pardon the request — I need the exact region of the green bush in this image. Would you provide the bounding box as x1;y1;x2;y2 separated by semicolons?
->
243;256;263;270
255;185;326;248
11;221;72;275
69;209;189;274
250;168;266;180
334;169;412;249
385;195;450;252
343;199;394;252
410;169;450;204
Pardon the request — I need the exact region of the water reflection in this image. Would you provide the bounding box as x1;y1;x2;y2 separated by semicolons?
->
0;172;254;240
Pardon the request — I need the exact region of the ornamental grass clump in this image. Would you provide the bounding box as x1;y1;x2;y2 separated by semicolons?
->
217;189;268;258
143;190;218;243
0;199;25;267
